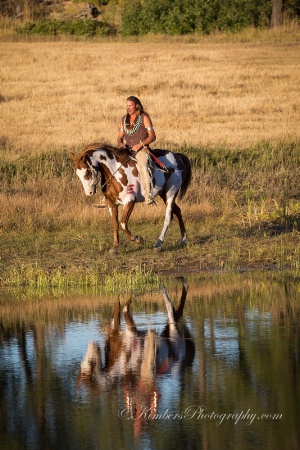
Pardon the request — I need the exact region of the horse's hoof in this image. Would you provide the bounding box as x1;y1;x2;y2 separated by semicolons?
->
154;246;162;252
134;236;144;244
179;241;187;248
109;247;118;255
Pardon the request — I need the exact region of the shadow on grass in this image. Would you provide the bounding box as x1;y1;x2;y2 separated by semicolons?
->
244;214;300;237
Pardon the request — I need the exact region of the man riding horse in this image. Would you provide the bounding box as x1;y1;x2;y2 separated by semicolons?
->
117;96;156;205
70;96;192;252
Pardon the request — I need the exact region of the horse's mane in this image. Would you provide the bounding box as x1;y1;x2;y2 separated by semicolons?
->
80;143;132;162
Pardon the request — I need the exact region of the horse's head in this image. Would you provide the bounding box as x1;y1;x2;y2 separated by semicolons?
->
70;152;99;196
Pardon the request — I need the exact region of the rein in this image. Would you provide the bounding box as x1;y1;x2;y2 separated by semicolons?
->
147;150;168;171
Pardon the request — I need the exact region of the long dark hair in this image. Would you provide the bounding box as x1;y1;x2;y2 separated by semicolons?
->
126;96;145;114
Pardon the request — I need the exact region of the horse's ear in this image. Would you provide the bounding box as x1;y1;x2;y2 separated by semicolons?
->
70;152;80;166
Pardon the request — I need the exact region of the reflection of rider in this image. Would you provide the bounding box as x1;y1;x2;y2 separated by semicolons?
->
117;96;156;205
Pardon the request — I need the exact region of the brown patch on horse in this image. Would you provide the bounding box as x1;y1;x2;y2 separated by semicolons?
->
118;167;129;187
100;163;124;197
84;168;92;180
111;178;124;196
129;159;139;177
114;151;135;168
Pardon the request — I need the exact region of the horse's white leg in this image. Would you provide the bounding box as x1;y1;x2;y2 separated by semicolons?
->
161;286;176;328
111;301;121;331
154;197;174;251
80;342;101;376
108;205;119;254
162;285;186;362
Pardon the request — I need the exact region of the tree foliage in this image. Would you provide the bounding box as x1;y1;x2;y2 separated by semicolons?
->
111;0;299;36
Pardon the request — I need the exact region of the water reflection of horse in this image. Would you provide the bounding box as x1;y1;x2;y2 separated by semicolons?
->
70;144;192;253
79;277;195;437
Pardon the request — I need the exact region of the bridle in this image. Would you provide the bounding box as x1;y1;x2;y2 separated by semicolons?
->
86;159;101;189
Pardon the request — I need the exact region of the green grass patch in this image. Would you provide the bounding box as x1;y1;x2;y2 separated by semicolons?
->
0;261;161;293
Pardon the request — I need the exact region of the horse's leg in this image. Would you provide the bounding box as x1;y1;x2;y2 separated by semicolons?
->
171;202;187;248
161;286;176;326
161;278;187;325
111;300;121;332
173;277;188;322
123;299;138;334
80;342;101;377
120;200;144;245
108;204;119;254
154;196;174;251
161;285;186;362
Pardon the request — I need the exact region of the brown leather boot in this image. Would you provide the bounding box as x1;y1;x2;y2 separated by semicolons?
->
144;182;155;205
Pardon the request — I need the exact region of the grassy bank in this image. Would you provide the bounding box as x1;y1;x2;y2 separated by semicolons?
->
1;140;300;290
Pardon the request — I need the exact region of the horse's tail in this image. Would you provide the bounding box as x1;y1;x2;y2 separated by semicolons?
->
176;153;192;200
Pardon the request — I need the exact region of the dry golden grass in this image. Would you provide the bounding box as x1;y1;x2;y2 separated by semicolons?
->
0;29;299;157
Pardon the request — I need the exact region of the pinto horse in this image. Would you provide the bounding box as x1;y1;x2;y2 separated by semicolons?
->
70;143;192;254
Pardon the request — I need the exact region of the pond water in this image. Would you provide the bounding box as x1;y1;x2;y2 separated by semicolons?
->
0;271;299;450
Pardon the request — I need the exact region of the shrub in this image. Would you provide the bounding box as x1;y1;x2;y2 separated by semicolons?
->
15;19;115;37
116;0;292;36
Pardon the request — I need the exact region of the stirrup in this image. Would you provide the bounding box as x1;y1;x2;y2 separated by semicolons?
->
92;199;107;208
145;196;156;205
93;204;107;208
